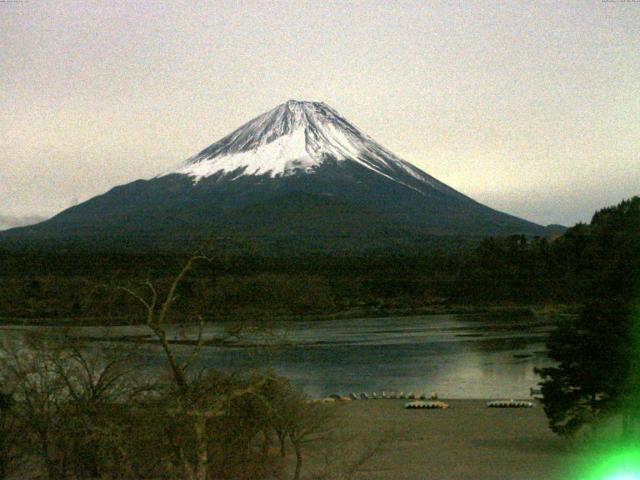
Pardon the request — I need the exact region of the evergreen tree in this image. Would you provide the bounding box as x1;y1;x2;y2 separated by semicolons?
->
536;196;640;437
536;299;633;436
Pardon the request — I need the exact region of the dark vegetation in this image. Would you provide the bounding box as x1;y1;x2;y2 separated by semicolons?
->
536;196;640;437
0;250;463;321
0;332;344;480
1;222;615;322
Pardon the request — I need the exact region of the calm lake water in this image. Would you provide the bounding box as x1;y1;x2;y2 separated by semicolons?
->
1;313;561;399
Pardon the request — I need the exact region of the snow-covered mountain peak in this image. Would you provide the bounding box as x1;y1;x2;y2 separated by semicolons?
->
172;100;441;190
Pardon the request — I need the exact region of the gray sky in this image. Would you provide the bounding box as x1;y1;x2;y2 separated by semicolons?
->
1;1;638;229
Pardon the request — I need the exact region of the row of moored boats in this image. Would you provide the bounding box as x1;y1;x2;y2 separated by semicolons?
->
322;392;534;409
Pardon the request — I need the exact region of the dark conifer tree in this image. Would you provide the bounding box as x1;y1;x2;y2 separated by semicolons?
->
536;196;640;437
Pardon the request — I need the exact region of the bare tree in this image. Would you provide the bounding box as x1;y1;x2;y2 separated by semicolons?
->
0;331;148;480
0;391;16;480
120;251;276;480
117;249;366;480
118;253;209;393
0;332;74;480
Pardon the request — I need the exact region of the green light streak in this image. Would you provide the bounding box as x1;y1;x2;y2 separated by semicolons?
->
564;304;640;480
581;446;640;480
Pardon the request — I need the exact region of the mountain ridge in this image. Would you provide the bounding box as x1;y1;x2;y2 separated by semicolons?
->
0;100;561;253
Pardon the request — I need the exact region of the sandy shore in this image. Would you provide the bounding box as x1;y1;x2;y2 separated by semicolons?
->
316;399;574;480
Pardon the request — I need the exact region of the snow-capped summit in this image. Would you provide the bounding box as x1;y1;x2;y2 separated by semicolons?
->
174;100;443;192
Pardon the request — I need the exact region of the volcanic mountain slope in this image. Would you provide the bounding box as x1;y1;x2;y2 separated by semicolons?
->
1;100;557;252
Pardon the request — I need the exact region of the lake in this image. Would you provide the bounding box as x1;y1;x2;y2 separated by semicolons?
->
0;312;561;399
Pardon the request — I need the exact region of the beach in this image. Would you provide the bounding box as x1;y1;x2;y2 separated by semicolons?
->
317;399;574;480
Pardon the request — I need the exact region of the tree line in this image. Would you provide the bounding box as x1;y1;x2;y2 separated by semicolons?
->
0;222;617;321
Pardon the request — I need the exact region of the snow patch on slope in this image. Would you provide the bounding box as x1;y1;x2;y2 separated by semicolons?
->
178;126;315;181
177;100;376;181
167;100;457;197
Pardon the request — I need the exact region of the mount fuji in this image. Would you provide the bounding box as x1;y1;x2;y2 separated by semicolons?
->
1;100;558;252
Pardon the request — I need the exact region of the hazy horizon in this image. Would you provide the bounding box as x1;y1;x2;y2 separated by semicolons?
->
2;1;638;229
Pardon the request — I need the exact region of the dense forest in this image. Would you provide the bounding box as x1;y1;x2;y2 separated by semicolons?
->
0;196;637;323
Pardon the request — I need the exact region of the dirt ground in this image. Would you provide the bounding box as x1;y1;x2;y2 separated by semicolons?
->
316;399;576;480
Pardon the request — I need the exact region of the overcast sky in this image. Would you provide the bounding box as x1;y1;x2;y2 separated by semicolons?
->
1;0;638;229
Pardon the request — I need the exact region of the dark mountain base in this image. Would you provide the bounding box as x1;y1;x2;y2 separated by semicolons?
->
0;162;560;254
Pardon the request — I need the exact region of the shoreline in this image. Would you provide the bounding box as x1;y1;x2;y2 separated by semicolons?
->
0;303;577;327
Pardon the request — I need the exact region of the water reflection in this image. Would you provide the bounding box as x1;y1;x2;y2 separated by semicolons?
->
185;313;559;398
0;313;559;399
